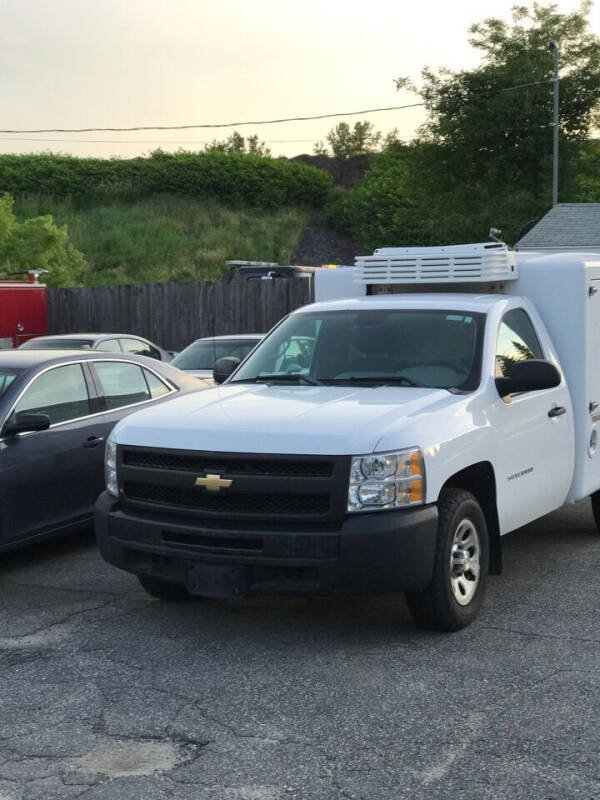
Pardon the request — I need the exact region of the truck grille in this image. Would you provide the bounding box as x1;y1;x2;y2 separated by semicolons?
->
122;450;333;478
119;446;350;522
124;481;329;516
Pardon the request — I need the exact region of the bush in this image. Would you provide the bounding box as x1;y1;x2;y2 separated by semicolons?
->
326;145;437;250
326;142;580;250
0;151;332;208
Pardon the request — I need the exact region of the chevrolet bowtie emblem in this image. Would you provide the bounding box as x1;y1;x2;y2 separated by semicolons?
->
194;473;233;492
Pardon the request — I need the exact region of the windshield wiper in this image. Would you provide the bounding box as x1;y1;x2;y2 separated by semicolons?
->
324;375;422;387
237;373;324;386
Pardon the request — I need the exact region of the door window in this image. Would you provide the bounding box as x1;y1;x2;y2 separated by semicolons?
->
93;362;151;409
143;369;171;398
495;309;543;379
15;364;91;424
0;369;21;399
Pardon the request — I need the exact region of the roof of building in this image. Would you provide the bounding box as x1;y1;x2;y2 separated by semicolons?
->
516;203;600;250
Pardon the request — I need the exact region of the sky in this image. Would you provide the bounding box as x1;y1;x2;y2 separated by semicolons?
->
0;0;597;159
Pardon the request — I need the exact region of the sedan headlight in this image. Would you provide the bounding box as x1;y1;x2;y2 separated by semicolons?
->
348;448;425;513
105;435;118;497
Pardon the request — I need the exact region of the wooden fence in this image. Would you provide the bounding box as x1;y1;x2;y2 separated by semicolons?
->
47;278;312;351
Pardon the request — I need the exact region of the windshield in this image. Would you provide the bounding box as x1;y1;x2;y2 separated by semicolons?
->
20;338;93;350
0;368;21;398
231;309;485;391
171;339;261;371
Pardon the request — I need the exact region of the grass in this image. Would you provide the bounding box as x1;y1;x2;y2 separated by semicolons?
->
13;194;310;285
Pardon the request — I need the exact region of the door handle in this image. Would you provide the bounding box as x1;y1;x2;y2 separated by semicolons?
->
83;435;105;448
548;406;566;418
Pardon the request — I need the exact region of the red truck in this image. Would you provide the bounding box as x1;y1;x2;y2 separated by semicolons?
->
0;272;47;349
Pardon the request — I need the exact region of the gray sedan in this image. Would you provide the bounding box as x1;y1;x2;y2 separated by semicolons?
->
170;334;263;382
19;333;173;361
0;350;200;551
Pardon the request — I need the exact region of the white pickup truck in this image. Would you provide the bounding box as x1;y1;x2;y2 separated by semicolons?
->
96;243;600;630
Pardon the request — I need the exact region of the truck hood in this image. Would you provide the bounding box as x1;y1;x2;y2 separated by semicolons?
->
114;383;459;455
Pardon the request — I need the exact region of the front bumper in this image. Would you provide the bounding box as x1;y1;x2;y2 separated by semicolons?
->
95;491;438;597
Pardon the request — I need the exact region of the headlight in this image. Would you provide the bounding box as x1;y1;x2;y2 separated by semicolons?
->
348;448;425;513
105;435;118;497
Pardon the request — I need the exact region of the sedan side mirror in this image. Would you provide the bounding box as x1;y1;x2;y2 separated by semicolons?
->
496;359;561;398
3;411;51;437
213;356;241;385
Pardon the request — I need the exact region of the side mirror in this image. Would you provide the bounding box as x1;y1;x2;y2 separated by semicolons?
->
213;356;240;384
4;411;51;436
496;359;561;398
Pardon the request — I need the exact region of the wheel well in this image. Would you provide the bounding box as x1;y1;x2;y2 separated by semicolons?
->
442;462;502;575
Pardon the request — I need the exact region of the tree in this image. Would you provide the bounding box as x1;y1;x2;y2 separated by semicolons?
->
571;139;600;201
315;122;405;158
400;2;600;200
329;3;600;252
204;131;271;157
0;194;85;287
315;121;382;158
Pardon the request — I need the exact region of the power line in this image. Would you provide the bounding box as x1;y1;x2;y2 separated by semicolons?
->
0;104;426;134
495;79;551;94
0;136;322;144
0;135;417;145
0;79;553;139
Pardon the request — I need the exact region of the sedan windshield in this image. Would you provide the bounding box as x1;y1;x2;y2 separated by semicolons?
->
231;309;485;392
172;339;260;371
0;368;22;398
20;338;94;350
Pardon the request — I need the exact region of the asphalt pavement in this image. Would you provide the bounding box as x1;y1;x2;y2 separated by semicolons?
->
1;501;600;800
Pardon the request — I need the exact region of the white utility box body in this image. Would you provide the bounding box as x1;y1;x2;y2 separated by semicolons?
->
508;252;600;501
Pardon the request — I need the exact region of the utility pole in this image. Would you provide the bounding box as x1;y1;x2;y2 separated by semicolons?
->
549;40;559;207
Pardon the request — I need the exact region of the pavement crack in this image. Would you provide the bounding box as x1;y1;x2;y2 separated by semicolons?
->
2;577;128;596
479;623;600;645
0;601;112;647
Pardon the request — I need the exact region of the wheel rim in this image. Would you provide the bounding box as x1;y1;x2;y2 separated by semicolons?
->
449;518;481;606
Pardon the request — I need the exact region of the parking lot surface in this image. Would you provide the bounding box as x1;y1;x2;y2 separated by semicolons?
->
1;502;600;800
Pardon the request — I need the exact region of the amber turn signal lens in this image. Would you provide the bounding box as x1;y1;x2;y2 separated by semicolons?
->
409;451;422;476
410;480;424;503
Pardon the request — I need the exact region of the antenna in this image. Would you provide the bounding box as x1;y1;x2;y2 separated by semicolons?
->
549;40;560;206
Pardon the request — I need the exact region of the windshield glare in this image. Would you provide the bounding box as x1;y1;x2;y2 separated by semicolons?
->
231;309;485;391
172;339;260;371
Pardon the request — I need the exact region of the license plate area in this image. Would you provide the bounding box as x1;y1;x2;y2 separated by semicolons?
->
186;562;249;598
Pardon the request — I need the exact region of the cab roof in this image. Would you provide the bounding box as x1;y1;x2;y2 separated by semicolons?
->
297;293;509;315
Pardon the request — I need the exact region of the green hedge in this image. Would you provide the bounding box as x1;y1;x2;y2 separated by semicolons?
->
0;151;332;207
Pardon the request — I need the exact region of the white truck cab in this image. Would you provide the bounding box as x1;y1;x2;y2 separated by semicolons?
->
96;242;600;630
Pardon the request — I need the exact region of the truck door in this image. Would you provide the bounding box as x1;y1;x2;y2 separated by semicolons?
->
492;308;573;533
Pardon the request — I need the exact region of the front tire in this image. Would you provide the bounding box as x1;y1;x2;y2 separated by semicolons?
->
405;488;489;631
138;575;190;602
590;491;600;532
